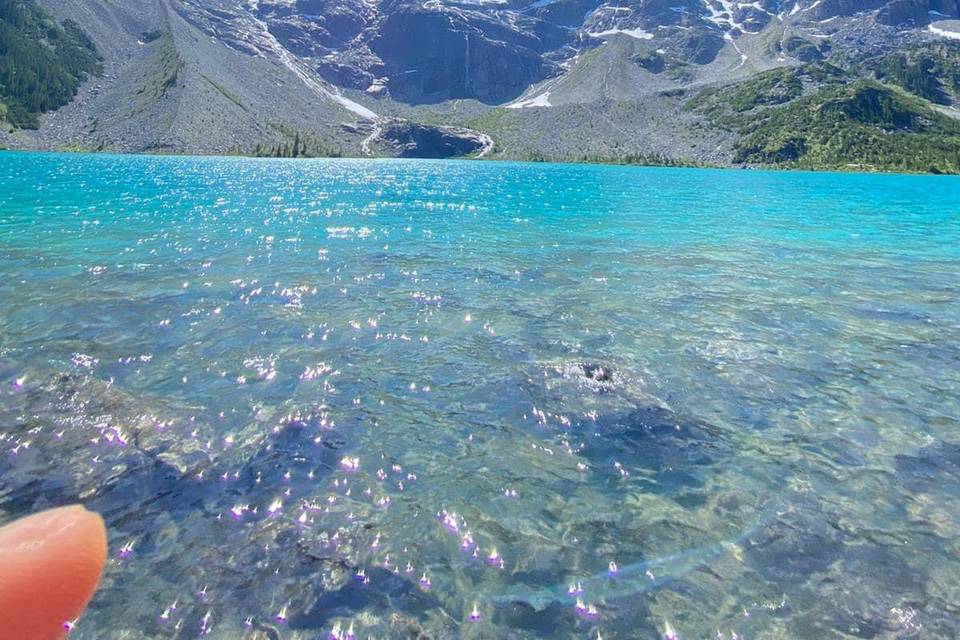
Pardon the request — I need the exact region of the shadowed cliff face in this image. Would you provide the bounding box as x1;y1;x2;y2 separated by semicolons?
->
369;6;555;104
878;0;960;24
379;121;489;158
256;0;571;104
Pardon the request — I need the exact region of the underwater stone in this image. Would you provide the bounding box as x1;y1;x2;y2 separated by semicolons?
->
580;364;614;384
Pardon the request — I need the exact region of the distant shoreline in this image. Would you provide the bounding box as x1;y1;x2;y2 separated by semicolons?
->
0;147;957;177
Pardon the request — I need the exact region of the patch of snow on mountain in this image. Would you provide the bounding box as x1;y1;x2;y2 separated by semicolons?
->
929;20;960;40
725;32;748;68
703;0;745;31
507;91;552;108
589;28;655;40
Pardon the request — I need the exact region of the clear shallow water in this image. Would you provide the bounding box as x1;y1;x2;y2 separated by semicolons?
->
1;152;959;639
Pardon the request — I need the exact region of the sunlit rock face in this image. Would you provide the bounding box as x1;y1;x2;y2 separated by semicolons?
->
238;0;960;105
21;0;960;158
35;0;960;117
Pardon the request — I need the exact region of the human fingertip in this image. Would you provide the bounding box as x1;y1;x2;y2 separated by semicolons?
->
0;505;107;640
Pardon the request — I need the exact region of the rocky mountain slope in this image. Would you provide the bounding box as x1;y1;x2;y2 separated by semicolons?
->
2;0;960;169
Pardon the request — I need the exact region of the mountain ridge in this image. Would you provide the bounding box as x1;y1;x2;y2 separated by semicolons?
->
2;0;960;171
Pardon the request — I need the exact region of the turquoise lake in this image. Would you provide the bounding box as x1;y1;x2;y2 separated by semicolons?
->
1;151;959;639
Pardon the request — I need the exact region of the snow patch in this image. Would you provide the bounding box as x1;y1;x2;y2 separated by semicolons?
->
507;91;552;108
929;22;960;40
588;28;654;40
332;94;377;120
725;32;748;69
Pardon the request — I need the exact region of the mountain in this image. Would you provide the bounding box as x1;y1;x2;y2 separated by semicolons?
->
2;0;960;170
0;0;101;129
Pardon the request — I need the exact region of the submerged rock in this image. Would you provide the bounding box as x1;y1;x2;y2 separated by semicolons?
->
894;440;960;491
579;363;614;384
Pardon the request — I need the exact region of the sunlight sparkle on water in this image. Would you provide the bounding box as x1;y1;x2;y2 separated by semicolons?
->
1;154;958;638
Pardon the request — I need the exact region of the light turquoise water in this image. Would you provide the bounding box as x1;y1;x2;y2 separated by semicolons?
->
1;151;959;639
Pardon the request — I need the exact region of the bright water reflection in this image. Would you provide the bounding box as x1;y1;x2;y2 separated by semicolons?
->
1;153;959;639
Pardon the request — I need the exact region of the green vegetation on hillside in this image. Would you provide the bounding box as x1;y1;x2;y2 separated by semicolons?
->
464;107;513;139
135;34;181;105
0;0;100;128
874;54;947;104
781;36;826;63
735;82;960;173
253;123;344;158
250;138;343;159
686;64;843;123
202;74;248;112
688;59;960;174
866;43;960;104
687;67;802;120
630;49;691;81
511;151;712;168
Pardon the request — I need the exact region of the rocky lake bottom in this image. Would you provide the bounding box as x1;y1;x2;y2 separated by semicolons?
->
1;153;959;639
